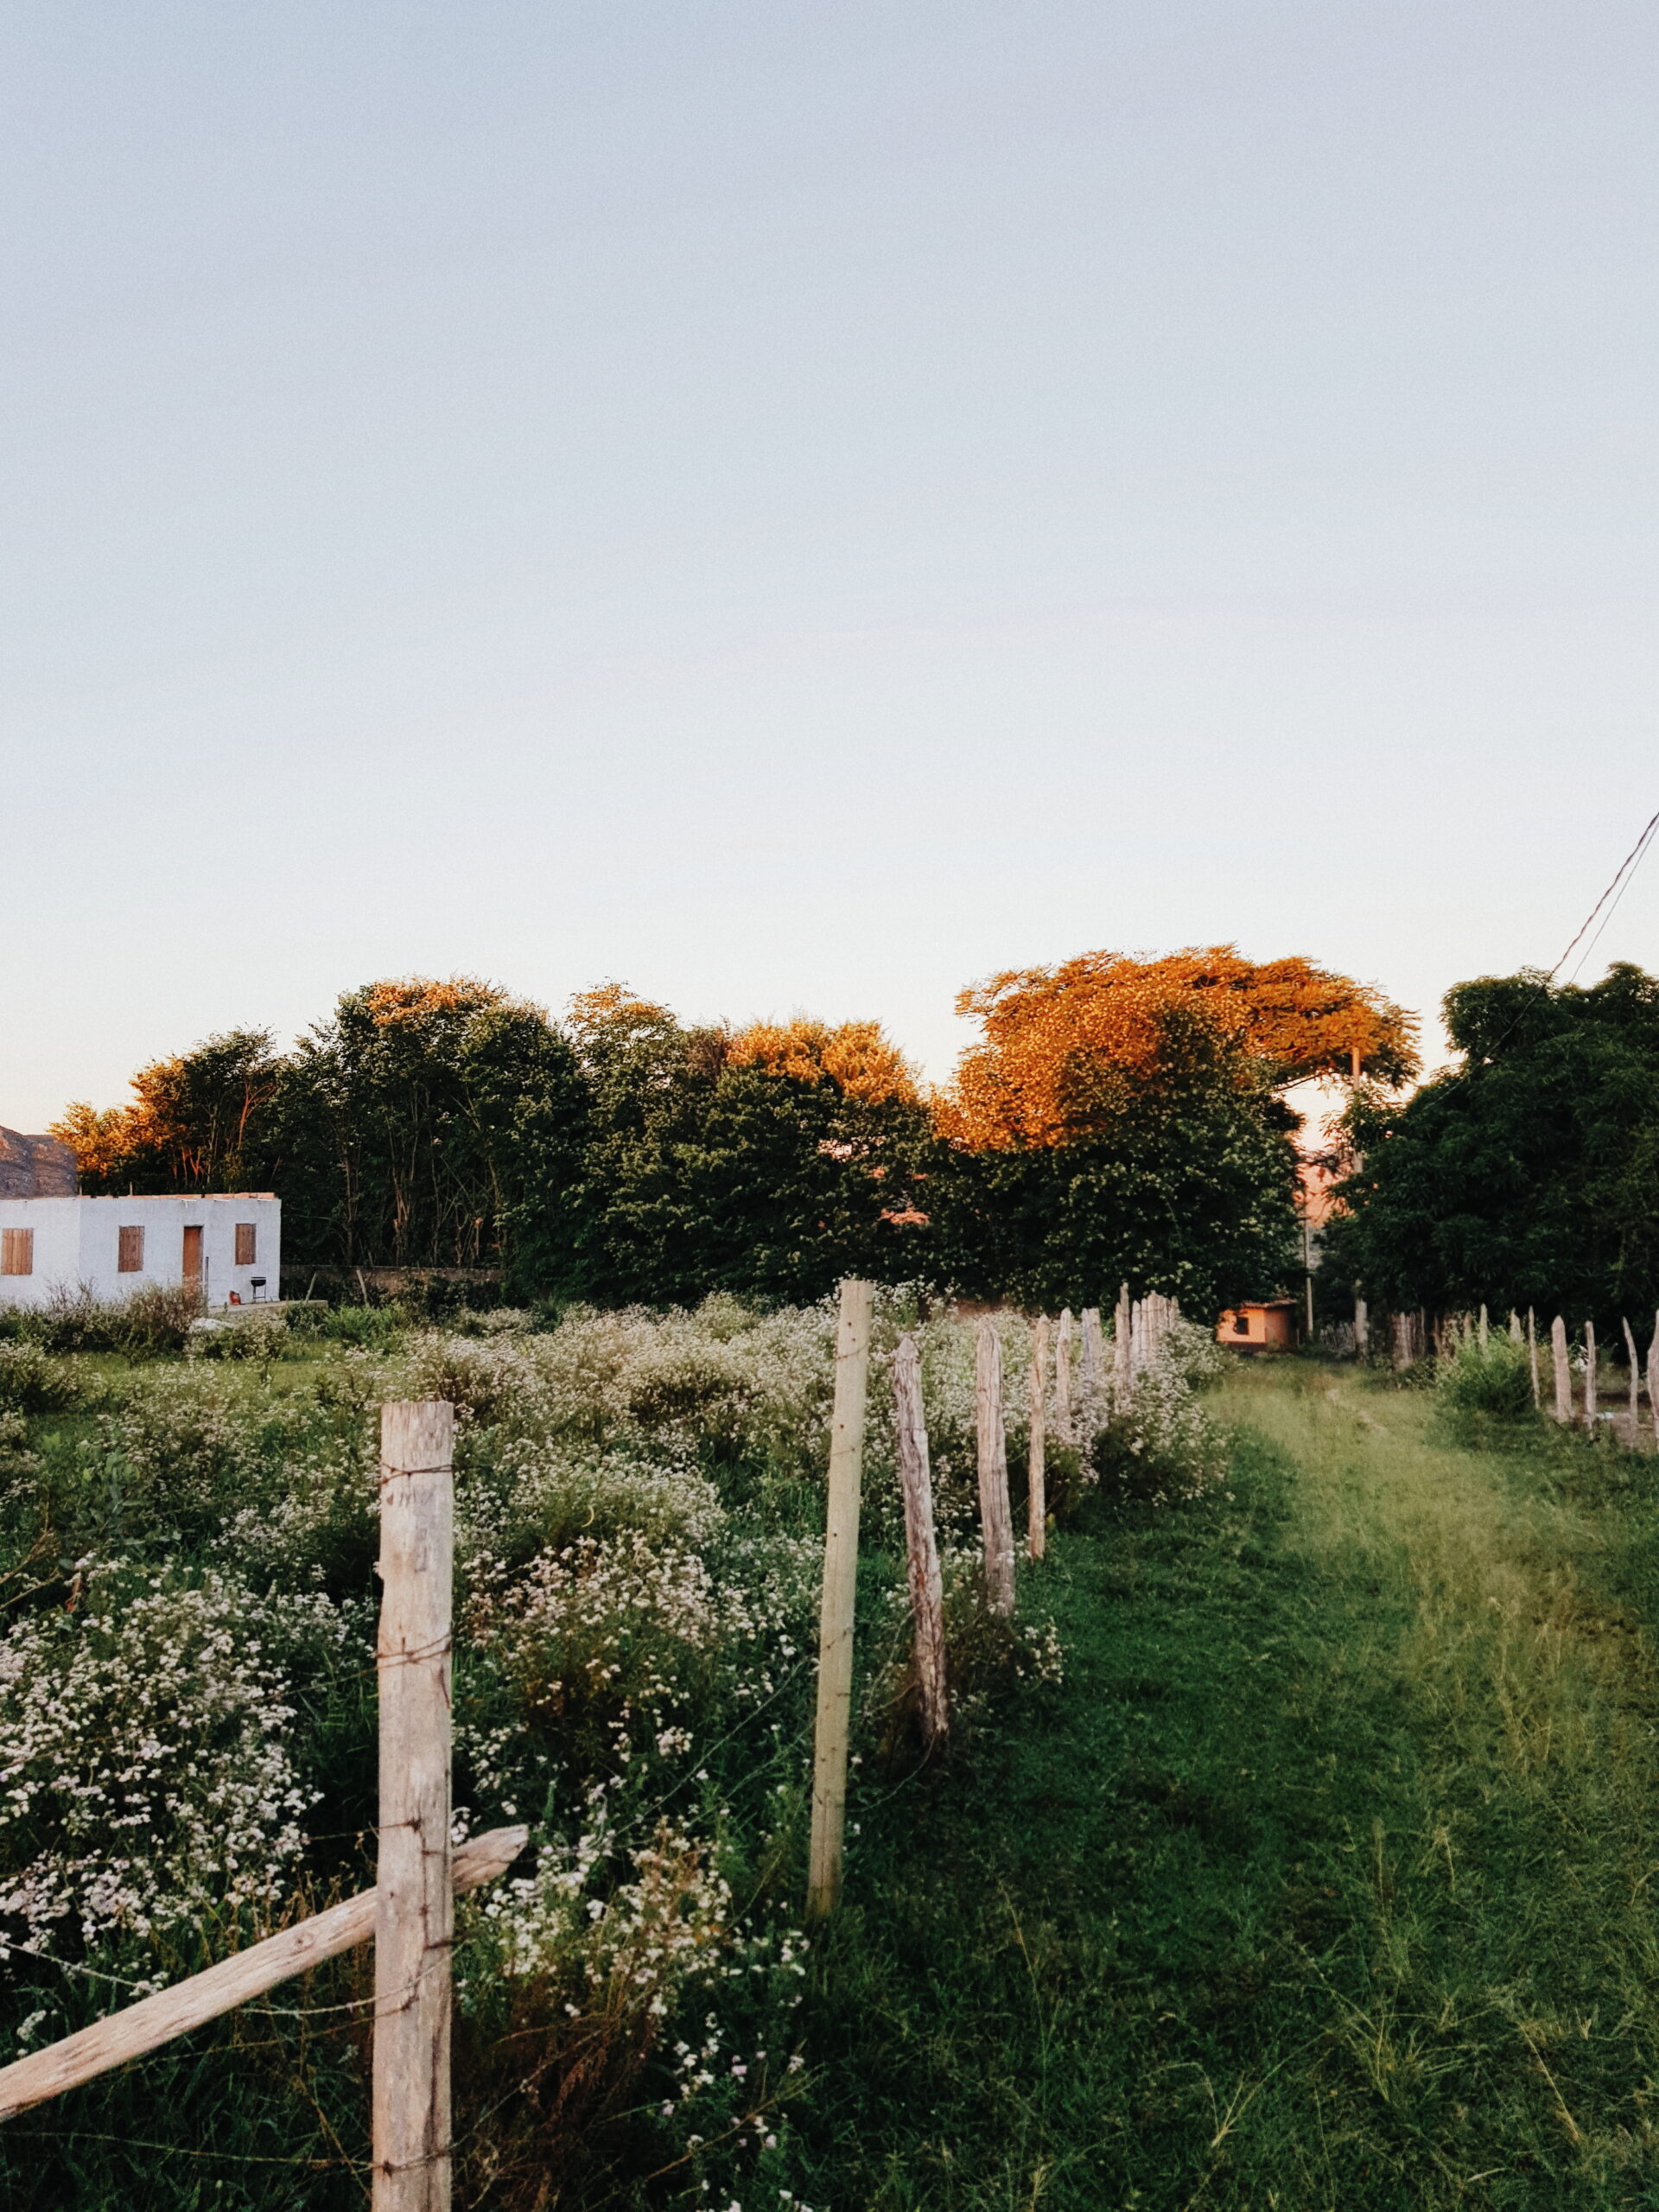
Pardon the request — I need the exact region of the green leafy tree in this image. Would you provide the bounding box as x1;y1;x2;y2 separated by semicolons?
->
1331;963;1659;1326
257;979;591;1290
931;1007;1300;1310
568;987;933;1304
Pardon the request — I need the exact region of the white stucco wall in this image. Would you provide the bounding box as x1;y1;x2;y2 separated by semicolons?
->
0;1195;282;1309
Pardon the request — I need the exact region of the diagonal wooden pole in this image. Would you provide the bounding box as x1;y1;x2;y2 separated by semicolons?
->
374;1402;455;2212
0;1829;525;2126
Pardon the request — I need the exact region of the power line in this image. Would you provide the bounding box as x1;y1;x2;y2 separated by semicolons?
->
1554;807;1659;985
1469;805;1659;1065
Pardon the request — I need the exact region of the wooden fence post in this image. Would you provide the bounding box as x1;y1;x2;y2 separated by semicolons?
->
1080;1306;1103;1425
1027;1316;1049;1560
1632;1323;1642;1443
976;1317;1016;1618
1650;1312;1659;1450
891;1332;948;1747
806;1280;874;1918
1055;1308;1074;1445
1551;1317;1572;1423
1584;1321;1598;1431
1113;1283;1132;1399
1355;1296;1369;1357
1527;1308;1540;1408
1478;1305;1490;1352
375;1402;455;2212
1509;1309;1522;1344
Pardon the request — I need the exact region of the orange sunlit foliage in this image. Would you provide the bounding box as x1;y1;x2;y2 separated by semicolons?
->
944;945;1419;1150
49;1098;140;1184
726;1019;923;1106
566;982;678;1039
362;976;510;1027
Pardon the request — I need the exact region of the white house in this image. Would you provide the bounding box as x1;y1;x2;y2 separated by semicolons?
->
0;1193;283;1310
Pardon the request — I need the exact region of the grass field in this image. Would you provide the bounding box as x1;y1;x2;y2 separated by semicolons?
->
10;1344;1659;2209
804;1360;1659;2210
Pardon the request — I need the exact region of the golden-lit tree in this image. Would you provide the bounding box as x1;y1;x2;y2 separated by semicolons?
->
48;1099;136;1186
944;945;1418;1150
52;1033;283;1192
725;1018;922;1106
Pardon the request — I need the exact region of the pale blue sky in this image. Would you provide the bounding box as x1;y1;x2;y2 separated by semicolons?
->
3;2;1656;1127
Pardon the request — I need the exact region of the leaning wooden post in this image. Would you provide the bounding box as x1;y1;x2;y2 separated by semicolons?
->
1649;1313;1659;1450
1584;1321;1599;1432
1527;1308;1540;1408
806;1280;874;1918
975;1316;1016;1617
375;1402;456;2212
0;1827;526;2126
1623;1317;1640;1446
891;1332;948;1747
1551;1317;1572;1423
1027;1317;1049;1560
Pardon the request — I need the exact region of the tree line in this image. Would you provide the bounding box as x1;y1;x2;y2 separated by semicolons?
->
1328;962;1659;1338
52;950;1415;1313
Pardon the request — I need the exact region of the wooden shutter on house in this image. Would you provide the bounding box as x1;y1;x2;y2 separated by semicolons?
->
1;1230;33;1276
234;1223;257;1266
118;1225;145;1274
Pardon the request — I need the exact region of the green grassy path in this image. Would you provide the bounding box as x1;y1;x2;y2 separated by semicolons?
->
799;1363;1659;2211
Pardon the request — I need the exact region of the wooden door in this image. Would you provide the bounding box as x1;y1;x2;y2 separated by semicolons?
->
181;1225;204;1286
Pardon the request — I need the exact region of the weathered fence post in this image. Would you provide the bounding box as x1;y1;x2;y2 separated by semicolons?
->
807;1280;874;1918
1650;1313;1659;1449
375;1402;456;2212
1027;1316;1048;1560
1509;1309;1522;1344
891;1332;948;1748
1080;1306;1104;1426
1623;1317;1640;1445
1355;1296;1369;1358
976;1316;1016;1617
1055;1307;1074;1445
1478;1305;1490;1352
1113;1283;1133;1398
1584;1321;1599;1431
1527;1308;1540;1408
1551;1317;1572;1423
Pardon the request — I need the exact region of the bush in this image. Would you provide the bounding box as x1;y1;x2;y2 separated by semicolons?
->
185;1308;289;1360
1093;1363;1228;1505
0;1343;79;1415
0;1567;319;1955
29;1284;201;1358
1435;1337;1537;1426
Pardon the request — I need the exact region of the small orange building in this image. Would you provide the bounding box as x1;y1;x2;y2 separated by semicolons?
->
1216;1300;1299;1351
